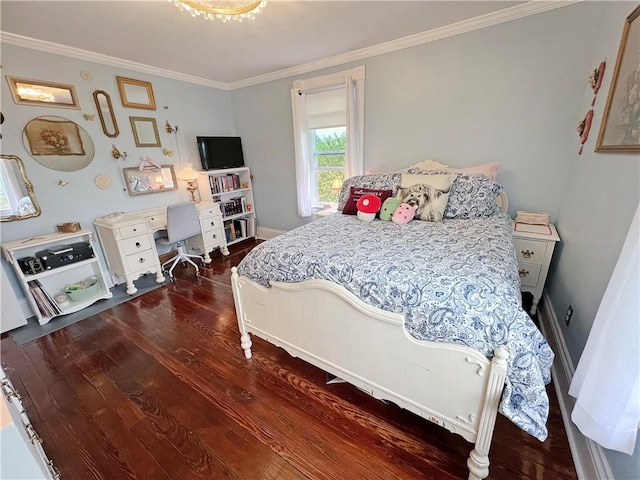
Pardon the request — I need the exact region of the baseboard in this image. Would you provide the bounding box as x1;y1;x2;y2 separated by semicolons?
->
257;227;285;240
538;295;613;480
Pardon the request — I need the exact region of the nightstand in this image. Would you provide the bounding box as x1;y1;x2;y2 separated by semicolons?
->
512;222;560;315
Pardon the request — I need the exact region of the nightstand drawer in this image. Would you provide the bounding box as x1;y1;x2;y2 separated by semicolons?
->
518;262;542;287
514;239;547;264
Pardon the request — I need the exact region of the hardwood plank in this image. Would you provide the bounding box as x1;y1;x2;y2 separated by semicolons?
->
1;239;577;480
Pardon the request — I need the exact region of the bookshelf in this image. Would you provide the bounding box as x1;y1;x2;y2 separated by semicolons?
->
197;166;257;246
1;230;113;325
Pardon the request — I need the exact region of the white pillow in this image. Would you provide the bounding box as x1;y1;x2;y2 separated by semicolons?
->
410;159;449;170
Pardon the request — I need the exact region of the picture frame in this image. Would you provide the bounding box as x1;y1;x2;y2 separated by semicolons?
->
22;116;95;172
6;76;80;109
129;116;161;148
123;165;178;196
116;76;156;110
595;5;640;153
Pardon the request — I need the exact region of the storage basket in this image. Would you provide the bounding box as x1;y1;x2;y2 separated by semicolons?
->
65;275;100;302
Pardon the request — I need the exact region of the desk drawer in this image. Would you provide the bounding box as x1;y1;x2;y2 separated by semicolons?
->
124;249;157;272
122;235;153;256
118;223;148;238
199;206;221;219
514;239;547;265
201;216;222;234
146;214;166;231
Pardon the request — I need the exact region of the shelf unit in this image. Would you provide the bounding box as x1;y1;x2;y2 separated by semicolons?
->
197;166;257;246
2;230;113;325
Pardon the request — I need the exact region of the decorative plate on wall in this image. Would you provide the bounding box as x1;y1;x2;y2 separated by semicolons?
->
94;174;113;189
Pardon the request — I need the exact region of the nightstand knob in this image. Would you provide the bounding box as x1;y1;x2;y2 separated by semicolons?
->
521;250;534;258
519;269;529;278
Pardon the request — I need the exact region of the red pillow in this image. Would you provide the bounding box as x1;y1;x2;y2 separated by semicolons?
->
342;187;393;215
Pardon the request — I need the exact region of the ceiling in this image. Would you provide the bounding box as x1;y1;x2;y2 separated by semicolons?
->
1;1;551;88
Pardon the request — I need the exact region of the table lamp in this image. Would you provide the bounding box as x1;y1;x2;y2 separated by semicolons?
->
179;163;200;203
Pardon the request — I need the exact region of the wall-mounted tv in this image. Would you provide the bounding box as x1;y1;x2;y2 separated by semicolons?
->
197;136;245;171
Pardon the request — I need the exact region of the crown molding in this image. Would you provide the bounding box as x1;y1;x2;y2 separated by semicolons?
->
0;32;231;90
230;0;579;90
1;0;579;92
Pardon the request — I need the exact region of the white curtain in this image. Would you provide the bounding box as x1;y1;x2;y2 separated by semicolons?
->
569;203;640;455
291;66;365;217
291;88;313;217
345;72;364;179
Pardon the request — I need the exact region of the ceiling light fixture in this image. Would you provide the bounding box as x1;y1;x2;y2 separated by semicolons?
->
171;0;266;23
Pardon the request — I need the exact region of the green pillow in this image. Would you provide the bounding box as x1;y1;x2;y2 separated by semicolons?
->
379;197;400;221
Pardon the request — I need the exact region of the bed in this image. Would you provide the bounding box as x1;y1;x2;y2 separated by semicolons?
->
231;171;554;480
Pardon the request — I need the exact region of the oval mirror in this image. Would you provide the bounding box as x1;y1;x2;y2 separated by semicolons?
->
22;115;95;172
93;90;119;138
1;154;41;222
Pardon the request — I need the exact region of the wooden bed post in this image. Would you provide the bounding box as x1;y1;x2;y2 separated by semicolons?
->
231;267;253;359
467;347;509;480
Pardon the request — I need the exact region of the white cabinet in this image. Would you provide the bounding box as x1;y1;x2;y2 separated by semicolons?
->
1;366;60;479
1;266;27;333
197;166;257;246
512;223;560;315
2;230;113;325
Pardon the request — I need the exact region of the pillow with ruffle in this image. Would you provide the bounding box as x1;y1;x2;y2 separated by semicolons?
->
406;168;502;219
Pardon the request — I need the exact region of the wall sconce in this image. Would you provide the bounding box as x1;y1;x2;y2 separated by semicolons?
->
179;163;200;203
111;144;128;160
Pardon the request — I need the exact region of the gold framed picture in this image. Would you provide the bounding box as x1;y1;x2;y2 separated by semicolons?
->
595;5;640;153
6;76;80;109
116;76;156;110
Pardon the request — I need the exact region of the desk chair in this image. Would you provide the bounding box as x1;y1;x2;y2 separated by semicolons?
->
157;202;202;280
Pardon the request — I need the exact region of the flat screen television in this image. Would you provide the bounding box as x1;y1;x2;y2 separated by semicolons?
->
197;136;245;170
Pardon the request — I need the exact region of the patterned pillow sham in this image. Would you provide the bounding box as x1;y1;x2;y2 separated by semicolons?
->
337;173;402;211
406;168;502;219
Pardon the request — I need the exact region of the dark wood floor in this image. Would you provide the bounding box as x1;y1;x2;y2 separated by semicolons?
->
1;240;577;480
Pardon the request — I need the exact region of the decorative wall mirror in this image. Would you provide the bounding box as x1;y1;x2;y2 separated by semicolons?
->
93;90;119;138
123;165;177;196
116;76;156;110
130;116;161;147
6;76;80;109
22;115;95;172
0;155;41;222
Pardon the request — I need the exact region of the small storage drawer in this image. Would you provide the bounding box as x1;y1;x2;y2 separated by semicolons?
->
124;249;157;272
514;239;547;265
201;217;221;233
118;223;148;238
518;262;542;287
198;206;221;219
146;214;167;231
121;234;153;256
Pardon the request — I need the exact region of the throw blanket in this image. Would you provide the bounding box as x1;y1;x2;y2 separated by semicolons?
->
238;210;554;440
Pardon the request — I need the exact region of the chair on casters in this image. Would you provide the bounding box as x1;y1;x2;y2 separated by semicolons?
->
157;202;202;281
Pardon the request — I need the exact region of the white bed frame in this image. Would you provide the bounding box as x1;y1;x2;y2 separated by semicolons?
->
230;192;510;480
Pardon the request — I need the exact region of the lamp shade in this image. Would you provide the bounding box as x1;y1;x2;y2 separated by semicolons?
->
179;163;199;181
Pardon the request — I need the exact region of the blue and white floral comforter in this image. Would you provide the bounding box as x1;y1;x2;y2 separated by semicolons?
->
237;210;554;441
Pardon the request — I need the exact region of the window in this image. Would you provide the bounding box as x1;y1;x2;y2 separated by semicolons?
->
292;66;365;216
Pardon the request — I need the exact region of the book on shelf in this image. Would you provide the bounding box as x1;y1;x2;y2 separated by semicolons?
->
246;217;256;238
28;280;61;318
233;218;247;239
208;173;241;195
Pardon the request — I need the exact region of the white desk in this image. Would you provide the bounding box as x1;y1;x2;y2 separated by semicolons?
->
94;202;228;294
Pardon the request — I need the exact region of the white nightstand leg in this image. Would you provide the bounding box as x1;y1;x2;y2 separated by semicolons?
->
530;296;540;315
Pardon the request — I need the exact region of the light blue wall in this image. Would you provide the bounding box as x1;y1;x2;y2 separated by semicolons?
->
0;44;236;292
547;3;640;478
233;2;606;230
